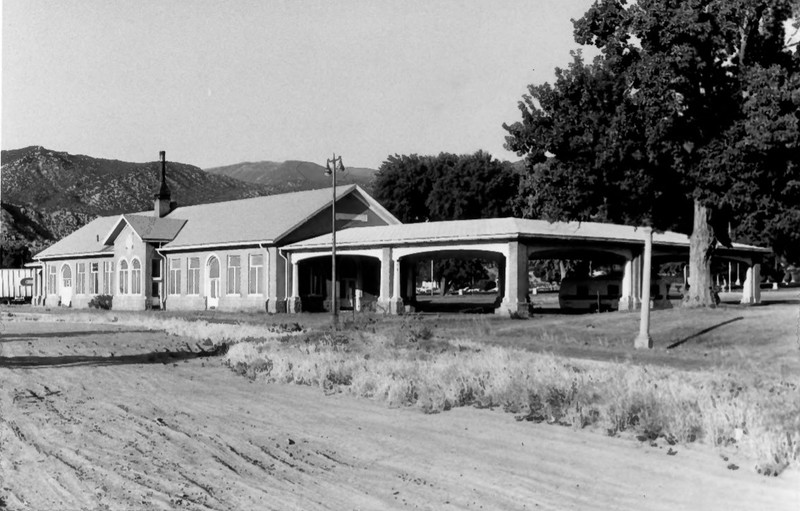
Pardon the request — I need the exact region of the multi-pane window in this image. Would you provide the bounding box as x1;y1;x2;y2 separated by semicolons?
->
187;257;200;295
227;255;241;295
103;261;114;294
76;263;86;294
90;262;99;294
119;260;129;294
62;265;72;288
169;258;181;295
131;259;142;294
48;265;57;294
249;254;264;295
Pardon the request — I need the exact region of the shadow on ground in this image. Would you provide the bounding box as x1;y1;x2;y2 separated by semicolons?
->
666;317;745;350
0;345;228;369
0;330;153;342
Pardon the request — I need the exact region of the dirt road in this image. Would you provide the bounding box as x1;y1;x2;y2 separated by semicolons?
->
1;319;798;510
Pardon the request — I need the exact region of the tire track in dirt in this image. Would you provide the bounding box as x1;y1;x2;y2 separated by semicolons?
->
2;318;798;511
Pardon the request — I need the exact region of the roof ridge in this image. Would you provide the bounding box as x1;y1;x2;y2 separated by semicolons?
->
166;185;357;215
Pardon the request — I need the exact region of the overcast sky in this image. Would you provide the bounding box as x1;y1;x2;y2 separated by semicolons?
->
2;0;596;169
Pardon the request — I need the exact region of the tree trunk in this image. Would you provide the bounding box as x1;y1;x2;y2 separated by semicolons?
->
683;200;716;308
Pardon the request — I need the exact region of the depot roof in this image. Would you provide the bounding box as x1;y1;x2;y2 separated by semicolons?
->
284;217;769;255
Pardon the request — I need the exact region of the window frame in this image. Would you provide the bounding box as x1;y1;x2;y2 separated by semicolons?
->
76;262;86;294
168;258;182;295
119;259;129;295
48;265;57;294
61;264;72;289
187;257;200;295
90;262;99;294
226;255;241;295
103;261;115;295
131;258;142;295
248;254;264;295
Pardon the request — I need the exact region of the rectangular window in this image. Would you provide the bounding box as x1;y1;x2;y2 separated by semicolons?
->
48;265;57;294
248;254;264;295
103;261;114;294
227;255;241;295
188;257;200;295
152;259;161;279
169;258;181;295
90;262;99;294
76;263;86;294
120;262;129;295
131;260;142;294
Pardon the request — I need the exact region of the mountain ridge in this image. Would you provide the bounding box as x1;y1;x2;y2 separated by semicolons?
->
204;159;377;192
1;146;280;259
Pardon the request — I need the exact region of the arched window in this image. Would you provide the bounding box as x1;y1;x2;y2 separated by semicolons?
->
61;264;72;288
119;259;129;294
131;258;142;294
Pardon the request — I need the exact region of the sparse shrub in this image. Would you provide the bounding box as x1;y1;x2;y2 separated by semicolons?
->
89;294;113;310
222;323;800;475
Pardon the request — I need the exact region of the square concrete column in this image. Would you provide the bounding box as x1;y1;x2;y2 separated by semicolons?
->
496;241;528;317
390;256;404;314
267;246;286;313
378;247;392;312
740;263;762;304
287;257;302;313
618;257;637;311
355;263;363;312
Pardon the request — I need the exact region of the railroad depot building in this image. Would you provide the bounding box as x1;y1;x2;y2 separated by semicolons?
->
31;158;769;315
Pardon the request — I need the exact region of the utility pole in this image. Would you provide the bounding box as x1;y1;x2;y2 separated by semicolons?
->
325;154;345;327
635;227;654;349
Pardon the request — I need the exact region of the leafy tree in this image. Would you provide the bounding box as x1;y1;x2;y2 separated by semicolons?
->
374;151;520;293
505;0;800;307
0;243;31;268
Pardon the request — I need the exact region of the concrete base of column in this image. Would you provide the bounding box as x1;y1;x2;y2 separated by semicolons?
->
634;333;653;349
375;299;392;314
389;297;404;315
618;296;636;311
496;302;529;318
267;298;287;314
287;297;302;314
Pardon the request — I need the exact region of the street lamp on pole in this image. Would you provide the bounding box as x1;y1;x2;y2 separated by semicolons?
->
325;154;345;327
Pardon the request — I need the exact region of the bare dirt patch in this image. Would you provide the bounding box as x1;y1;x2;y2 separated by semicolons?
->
1;319;798;510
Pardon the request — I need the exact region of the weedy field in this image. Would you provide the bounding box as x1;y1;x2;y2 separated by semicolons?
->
1;289;798;510
222;294;800;476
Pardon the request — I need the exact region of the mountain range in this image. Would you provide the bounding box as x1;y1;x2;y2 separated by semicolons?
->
1;146;377;260
206;160;376;192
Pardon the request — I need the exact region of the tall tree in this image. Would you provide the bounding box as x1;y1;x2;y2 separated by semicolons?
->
505;0;800;306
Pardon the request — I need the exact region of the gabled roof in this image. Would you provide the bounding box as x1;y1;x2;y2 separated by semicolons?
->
284;217;769;254
102;214;187;245
34;216;119;259
159;185;399;251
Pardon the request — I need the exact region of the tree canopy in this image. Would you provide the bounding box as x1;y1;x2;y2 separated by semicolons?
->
373;151;520;293
373;151;520;223
504;0;800;305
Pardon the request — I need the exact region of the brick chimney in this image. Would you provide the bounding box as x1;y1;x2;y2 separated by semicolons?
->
154;150;173;218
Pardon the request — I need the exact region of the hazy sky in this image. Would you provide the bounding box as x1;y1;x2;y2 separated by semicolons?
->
2;0;596;169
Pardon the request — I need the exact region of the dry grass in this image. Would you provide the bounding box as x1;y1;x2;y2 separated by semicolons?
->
6;291;799;475
224;318;800;476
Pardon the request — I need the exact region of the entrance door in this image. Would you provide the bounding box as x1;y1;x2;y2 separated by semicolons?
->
340;278;356;309
60;264;73;306
206;256;220;309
